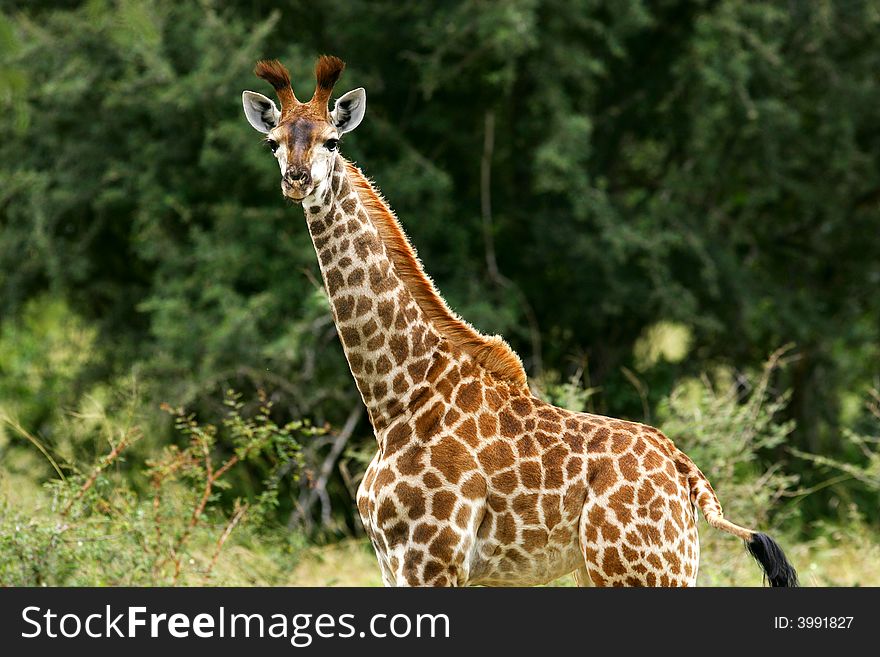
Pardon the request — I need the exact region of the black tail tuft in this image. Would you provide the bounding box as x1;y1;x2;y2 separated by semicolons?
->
746;532;799;587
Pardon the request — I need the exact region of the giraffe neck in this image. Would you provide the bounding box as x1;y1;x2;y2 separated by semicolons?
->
302;155;443;431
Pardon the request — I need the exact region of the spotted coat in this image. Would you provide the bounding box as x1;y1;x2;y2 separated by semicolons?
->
299;154;738;587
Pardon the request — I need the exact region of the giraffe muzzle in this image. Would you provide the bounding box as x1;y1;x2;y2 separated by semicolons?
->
282;168;312;202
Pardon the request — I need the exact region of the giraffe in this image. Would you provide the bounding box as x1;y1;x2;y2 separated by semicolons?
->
242;55;799;587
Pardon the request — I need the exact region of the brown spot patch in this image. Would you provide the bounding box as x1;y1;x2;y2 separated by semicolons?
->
340;326;359;346
478;412;498;438
395;482;426;520
487;493;507;512
362;318;378;337
354;296;372;318
415;402;445;441
522;528;548;551
461;474;487;499
602;523;621;543
454;417;480;447
366;333;385;350
588;457;616;495
413;522;438;543
520;460;542;489
423;560;443;581
498;409;522;437
369;263;395;294
491;469;518;495
510;397;531;416
429;527;458;562
429;436;476;484
563;481;586;514
408;358;430;381
385;422;411;455
611;432;632;453
541;446;567;488
602;547;627;576
397;445;425;476
375;355;392;375
485;388;505;411
373;467;395;490
494;512;517;543
650;471;677;496
431;490;457;520
566;456;583;479
512;493;540;524
454;505;471;529
589;570;607;586
425;355;449;383
335;295;355;321
385;521;409;548
402;550;423;581
377;300;394;325
516;436;538;458
388;335;408;365
455;382;482;413
587;427;610;452
541;494;562;528
643;448;664;471
477;440;515;474
618;453;639;481
376;499;398;527
326;268;344;294
422;472;443;488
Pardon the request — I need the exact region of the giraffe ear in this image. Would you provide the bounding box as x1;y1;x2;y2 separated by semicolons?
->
331;88;366;135
242;91;281;134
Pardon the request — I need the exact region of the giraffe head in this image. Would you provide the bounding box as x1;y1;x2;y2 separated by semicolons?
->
242;55;366;202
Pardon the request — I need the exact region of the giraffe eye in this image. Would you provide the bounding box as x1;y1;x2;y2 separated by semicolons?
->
266;139;279;153
325;138;339;151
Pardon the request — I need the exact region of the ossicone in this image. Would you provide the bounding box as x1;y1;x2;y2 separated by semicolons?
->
254;59;298;109
312;55;346;106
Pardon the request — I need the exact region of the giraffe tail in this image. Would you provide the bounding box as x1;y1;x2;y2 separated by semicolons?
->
682;455;799;587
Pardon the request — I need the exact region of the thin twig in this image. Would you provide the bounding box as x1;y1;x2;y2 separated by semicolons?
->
620;366;651;423
296;405;363;527
1;414;66;480
61;432;134;516
206;501;249;577
480;109;543;375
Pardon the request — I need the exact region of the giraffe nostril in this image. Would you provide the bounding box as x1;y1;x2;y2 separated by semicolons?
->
286;169;311;187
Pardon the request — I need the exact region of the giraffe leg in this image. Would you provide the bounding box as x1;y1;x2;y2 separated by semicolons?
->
379;542;464;587
573;565;594;587
371;540;397;587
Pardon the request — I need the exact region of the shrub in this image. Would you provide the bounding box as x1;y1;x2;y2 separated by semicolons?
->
0;390;318;585
657;349;801;584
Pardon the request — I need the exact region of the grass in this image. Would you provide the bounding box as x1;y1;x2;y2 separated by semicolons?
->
4;467;879;586
277;526;880;587
3;349;878;587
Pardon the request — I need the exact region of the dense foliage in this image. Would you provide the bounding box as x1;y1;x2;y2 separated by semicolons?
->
1;0;879;547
